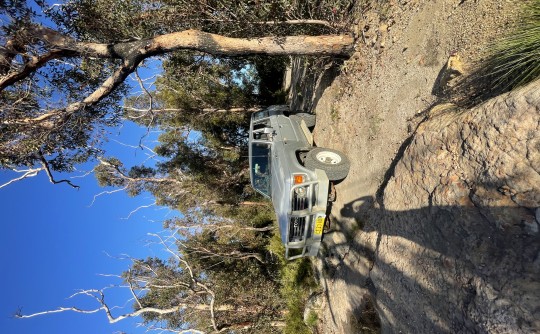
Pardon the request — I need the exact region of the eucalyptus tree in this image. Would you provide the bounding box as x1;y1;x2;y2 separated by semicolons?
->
0;0;355;187
16;223;284;333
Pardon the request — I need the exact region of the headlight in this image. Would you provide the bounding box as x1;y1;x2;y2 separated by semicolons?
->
294;186;307;198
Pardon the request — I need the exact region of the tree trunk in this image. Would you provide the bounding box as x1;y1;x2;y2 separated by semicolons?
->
149;30;354;56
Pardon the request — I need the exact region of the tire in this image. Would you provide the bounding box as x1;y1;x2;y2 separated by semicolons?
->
304;147;350;181
291;112;316;128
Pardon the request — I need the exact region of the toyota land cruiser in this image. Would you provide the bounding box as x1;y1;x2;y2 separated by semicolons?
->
248;105;350;259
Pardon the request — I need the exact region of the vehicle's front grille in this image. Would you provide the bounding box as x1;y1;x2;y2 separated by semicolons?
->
289;186;310;242
292;192;308;211
289;217;306;242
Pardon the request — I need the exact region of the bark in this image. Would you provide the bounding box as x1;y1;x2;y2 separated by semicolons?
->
25;26;353;60
124;106;263;116
39;153;80;189
149;30;353;56
1;26;353;131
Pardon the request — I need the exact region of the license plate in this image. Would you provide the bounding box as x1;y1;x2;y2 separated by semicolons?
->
314;216;325;235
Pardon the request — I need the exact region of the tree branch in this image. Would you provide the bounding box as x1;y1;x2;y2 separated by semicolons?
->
0;167;43;189
121;201;156;220
15;288;231;323
2;60;138;128
38;153;80;189
2;26;353;135
0;49;69;91
148;232;222;332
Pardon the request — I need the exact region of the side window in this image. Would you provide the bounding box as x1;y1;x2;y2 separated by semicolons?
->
251;143;271;197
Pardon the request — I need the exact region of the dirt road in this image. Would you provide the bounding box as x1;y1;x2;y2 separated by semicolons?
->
290;1;540;333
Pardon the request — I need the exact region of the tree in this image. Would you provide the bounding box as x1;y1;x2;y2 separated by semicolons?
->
4;1;355;331
16;226;284;333
0;1;355;186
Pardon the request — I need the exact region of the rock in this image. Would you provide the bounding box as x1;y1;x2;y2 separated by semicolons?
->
380;79;540;333
379;24;389;48
441;53;466;89
523;216;539;235
446;53;465;75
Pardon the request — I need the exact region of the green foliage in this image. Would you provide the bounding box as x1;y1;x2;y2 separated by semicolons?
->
267;233;319;334
122;212;285;332
252;55;289;105
456;0;540;105
122;51;290;211
486;0;540;90
305;311;318;327
51;0;350;43
0;73;124;172
126;256;212;329
0;1;128;173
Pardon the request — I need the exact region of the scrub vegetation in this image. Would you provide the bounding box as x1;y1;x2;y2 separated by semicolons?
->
454;0;540;105
267;233;319;334
485;0;540;91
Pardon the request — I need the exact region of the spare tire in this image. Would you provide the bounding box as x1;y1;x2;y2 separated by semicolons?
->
304;147;350;181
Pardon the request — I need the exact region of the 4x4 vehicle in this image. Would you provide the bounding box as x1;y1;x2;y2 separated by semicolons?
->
249;105;350;259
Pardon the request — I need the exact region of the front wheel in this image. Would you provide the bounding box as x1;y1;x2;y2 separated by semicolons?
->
304;147;350;181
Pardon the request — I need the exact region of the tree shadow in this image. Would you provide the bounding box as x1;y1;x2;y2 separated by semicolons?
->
326;195;540;333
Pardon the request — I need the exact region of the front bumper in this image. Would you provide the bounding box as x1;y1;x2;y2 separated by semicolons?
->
285;169;329;260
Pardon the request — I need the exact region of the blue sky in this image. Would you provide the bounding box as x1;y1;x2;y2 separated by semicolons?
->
0;123;178;334
0;2;197;332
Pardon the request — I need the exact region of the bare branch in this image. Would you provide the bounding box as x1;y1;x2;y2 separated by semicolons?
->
0;167;43;189
126;269;143;309
2;60;137;129
98;157;185;185
146;325;205;334
15;287;233;324
38;153;80;189
0;50;69;90
15;305;103;318
186;246;265;264
122;201;156;220
132;70;156;146
147;232;221;332
89;187;128;207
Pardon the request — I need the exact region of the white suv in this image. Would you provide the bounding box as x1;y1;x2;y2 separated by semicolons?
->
249;105;350;259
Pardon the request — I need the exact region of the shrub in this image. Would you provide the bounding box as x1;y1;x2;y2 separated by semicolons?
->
486;0;540;90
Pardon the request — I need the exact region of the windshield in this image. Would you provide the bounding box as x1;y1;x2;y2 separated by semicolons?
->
250;143;271;197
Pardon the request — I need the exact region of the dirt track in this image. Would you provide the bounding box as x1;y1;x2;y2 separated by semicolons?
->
289;1;539;333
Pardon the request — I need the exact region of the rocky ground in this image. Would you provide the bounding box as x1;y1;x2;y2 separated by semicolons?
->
289;1;540;333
